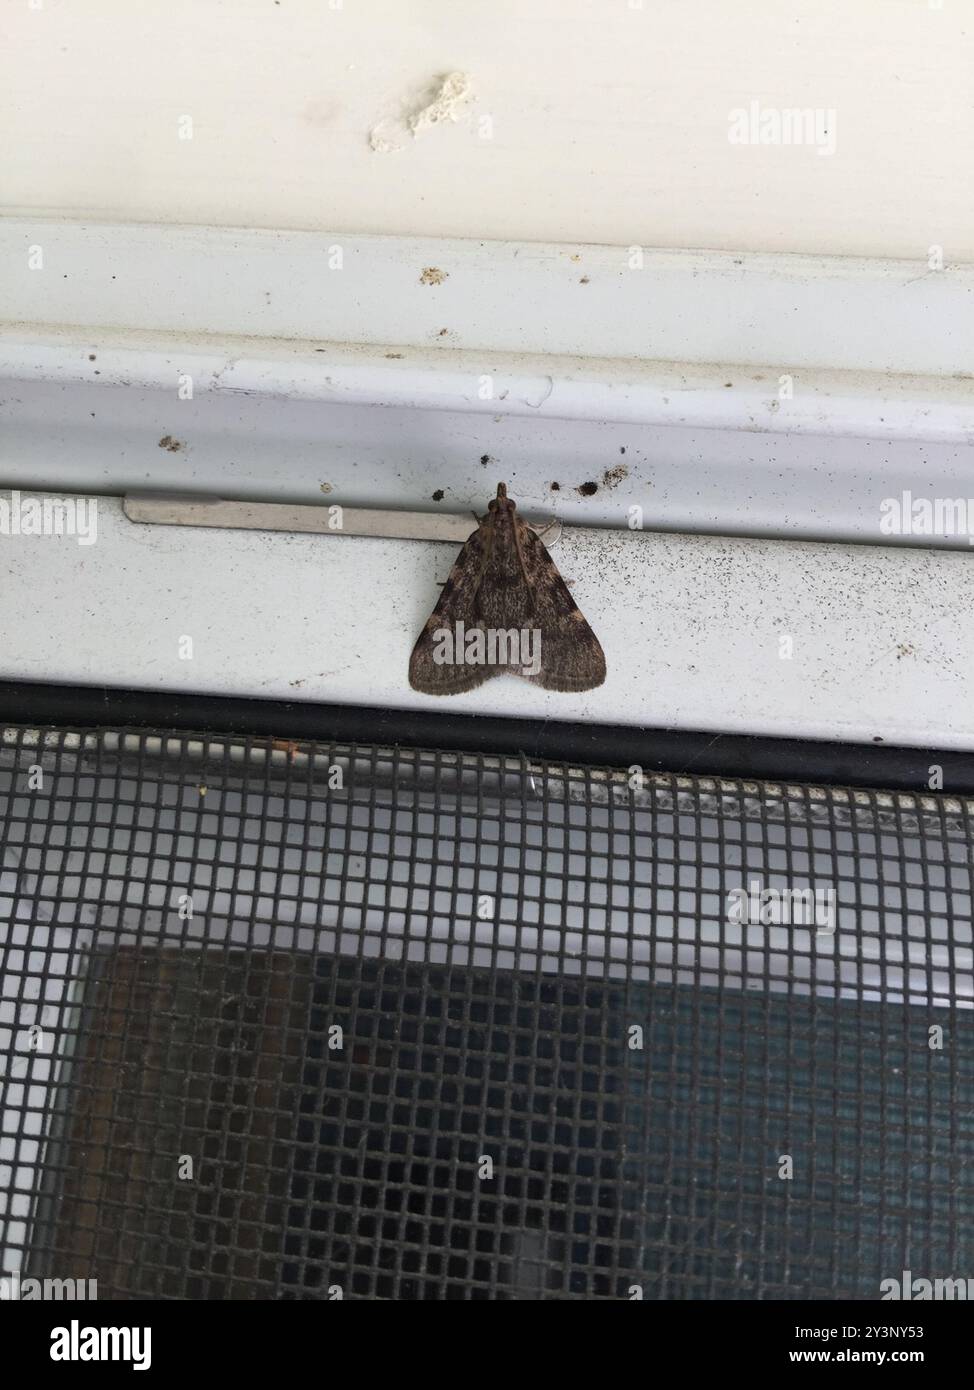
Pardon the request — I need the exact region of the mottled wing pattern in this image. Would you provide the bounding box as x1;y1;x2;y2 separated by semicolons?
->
408;523;492;695
518;524;606;691
408;496;606;695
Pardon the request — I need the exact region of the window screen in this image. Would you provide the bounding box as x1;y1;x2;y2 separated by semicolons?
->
1;725;971;1298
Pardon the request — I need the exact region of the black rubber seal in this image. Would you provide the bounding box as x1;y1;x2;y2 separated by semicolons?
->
0;679;968;793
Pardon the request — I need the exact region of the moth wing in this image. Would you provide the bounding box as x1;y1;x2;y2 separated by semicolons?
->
519;527;606;692
409;525;496;696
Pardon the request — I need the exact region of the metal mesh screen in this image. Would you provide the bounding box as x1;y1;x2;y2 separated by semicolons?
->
1;724;971;1299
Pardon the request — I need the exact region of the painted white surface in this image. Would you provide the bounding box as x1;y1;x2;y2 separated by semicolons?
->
4;220;974;376
3;223;974;551
2;226;972;742
6;358;974;550
6;327;974;444
0;492;972;750
3;2;972;261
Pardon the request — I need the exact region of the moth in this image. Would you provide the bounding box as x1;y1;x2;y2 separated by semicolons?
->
409;482;606;695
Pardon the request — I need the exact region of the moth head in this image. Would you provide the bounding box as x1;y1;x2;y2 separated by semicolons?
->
488;482;515;514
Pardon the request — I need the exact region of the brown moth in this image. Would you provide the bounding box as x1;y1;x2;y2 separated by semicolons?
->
409;482;606;695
